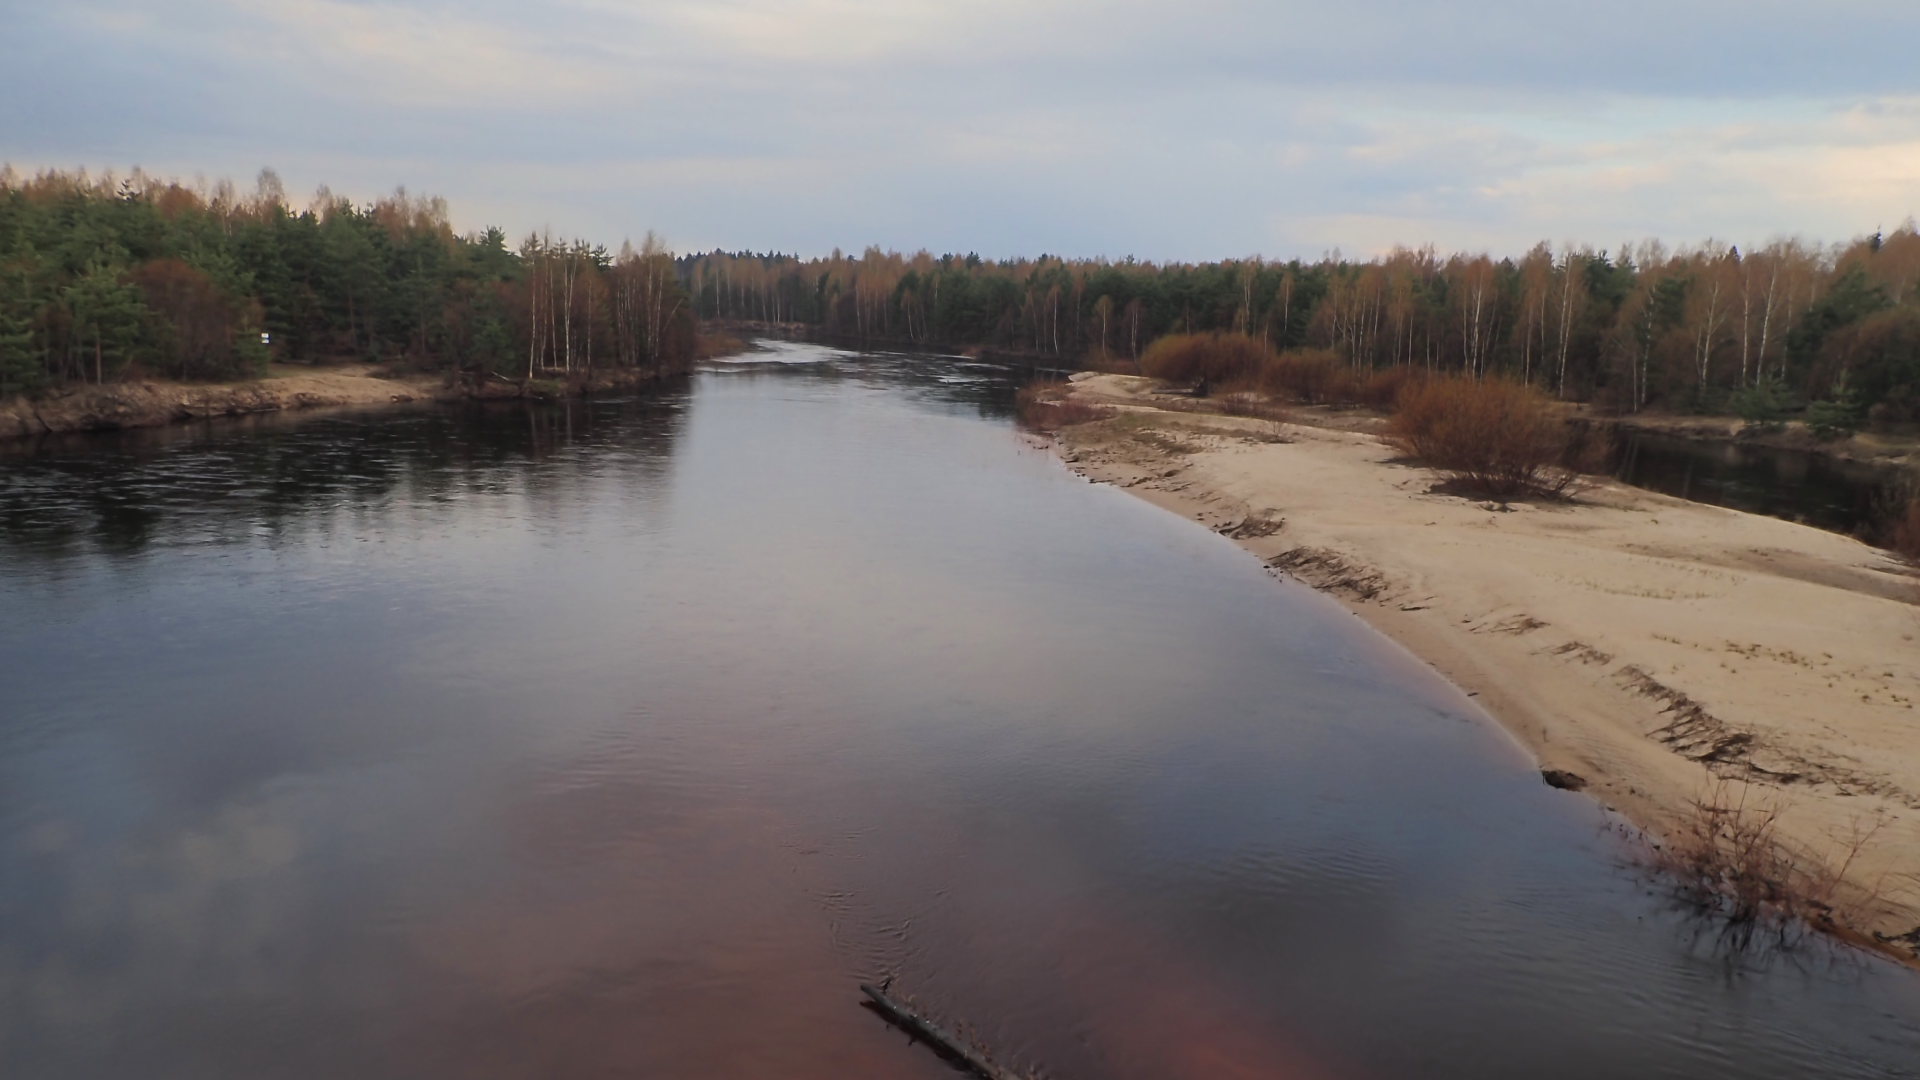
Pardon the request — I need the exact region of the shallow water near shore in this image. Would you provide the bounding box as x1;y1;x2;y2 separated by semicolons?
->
2;341;1918;1079
1613;428;1910;538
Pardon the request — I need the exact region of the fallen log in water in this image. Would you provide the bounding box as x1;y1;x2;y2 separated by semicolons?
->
858;982;1026;1080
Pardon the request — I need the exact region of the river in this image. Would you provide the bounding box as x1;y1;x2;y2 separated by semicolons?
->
1612;428;1911;539
2;340;1917;1079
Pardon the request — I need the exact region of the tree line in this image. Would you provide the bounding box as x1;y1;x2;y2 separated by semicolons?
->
0;168;696;396
9;166;1911;426
682;230;1920;422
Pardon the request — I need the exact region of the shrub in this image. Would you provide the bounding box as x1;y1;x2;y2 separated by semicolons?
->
1729;379;1792;433
1139;332;1274;392
1805;398;1862;441
1649;779;1893;953
1358;365;1425;411
1388;376;1575;499
1805;401;1857;440
1805;375;1865;440
1078;345;1138;374
1887;491;1920;563
1657;782;1796;934
1259;348;1354;404
694;328;748;359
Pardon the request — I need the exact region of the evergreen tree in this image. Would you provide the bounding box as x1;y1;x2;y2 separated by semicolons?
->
63;264;146;384
0;304;38;397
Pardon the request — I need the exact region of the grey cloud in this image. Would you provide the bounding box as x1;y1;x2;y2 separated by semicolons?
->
5;1;1916;259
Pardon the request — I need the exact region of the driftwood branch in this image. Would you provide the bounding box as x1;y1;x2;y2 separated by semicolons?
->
858;982;1025;1080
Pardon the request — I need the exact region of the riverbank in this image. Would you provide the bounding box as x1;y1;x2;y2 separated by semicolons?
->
0;362;689;442
1048;373;1920;959
1605;411;1920;471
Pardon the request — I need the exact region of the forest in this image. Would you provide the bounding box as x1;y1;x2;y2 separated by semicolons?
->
683;229;1920;425
7;165;1916;430
0;168;696;397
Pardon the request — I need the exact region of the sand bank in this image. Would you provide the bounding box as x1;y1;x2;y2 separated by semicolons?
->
1054;373;1920;957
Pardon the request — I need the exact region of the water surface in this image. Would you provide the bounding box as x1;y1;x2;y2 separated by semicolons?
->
1613;428;1910;538
3;342;1918;1079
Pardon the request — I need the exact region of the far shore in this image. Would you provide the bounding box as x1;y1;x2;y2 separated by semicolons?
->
1049;373;1920;962
0;359;715;443
1602;409;1920;470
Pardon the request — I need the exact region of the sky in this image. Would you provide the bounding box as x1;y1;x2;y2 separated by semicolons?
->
4;0;1918;261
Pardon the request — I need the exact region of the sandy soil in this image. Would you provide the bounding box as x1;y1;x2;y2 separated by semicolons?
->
1051;374;1920;957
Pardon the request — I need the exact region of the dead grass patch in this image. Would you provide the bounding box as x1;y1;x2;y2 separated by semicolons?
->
1015;380;1114;432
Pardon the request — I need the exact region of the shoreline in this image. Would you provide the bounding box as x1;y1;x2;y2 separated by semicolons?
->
1049;374;1920;964
0;362;691;443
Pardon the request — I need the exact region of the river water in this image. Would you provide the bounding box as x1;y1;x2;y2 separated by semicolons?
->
1612;429;1911;539
2;341;1917;1079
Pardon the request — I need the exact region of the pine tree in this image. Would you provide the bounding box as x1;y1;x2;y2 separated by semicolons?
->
63;264;147;384
0;305;38;397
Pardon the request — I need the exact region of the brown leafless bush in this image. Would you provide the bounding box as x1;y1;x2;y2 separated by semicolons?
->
1140;332;1275;391
1358;365;1427;411
1649;779;1895;953
1077;345;1140;375
1655;782;1796;931
1887;490;1920;563
1387;375;1576;499
1259;348;1356;405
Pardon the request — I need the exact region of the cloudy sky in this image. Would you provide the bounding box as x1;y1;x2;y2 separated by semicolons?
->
6;0;1918;260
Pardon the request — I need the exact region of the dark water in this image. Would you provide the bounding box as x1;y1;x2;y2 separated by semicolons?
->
1613;430;1911;538
3;341;1918;1080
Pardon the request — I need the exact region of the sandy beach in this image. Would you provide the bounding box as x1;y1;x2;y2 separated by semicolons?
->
1053;373;1920;957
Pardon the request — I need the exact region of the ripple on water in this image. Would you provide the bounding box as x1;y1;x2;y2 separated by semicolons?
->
2;351;1918;1080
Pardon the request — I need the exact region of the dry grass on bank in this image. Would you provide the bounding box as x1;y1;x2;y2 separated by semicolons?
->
1216;392;1291;423
1015;380;1115;432
1649;780;1901;954
1077;346;1142;375
695;328;750;359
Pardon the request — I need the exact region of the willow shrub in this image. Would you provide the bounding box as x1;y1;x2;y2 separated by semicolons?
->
1259;348;1353;404
1140;332;1274;391
1388;376;1575;499
1357;365;1426;411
